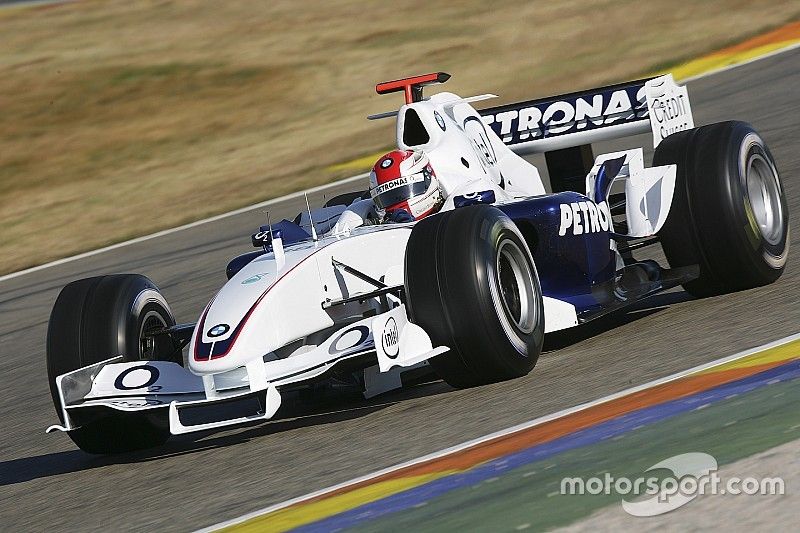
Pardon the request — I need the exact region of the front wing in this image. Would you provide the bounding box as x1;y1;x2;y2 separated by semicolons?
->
47;304;447;436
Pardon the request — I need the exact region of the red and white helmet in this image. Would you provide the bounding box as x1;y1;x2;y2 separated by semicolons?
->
369;149;444;220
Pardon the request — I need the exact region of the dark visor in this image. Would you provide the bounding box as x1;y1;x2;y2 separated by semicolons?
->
371;172;431;210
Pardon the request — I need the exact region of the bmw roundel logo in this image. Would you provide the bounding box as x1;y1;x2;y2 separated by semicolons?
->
434;110;446;131
207;324;230;337
380;157;393;169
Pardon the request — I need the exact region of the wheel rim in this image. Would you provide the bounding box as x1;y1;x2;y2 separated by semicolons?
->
745;149;784;246
138;311;168;360
492;239;537;348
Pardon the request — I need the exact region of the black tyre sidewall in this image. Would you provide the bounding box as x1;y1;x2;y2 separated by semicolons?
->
83;274;176;364
46;274;176;453
405;211;464;378
440;206;543;379
406;206;544;387
711;127;788;285
656;121;788;295
653;127;704;273
46;277;104;415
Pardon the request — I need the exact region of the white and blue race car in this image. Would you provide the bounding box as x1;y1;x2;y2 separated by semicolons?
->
46;72;788;453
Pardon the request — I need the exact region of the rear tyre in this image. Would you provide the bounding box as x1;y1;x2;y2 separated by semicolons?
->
655;121;789;297
405;205;544;388
47;274;178;454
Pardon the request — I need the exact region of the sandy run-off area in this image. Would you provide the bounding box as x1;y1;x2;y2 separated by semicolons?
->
2;1;799;274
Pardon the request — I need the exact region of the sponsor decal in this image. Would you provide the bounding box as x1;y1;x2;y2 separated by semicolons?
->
481;82;648;145
409;188;442;218
558;200;612;236
328;325;371;355
454;190;496;208
242;273;269;285
372;173;425;196
645;75;694;147
464;116;498;171
382;317;399;359
434;110;446;131
207;323;230;337
114;365;161;392
251;230;273;248
109;398;164;407
380;157;394;169
650;95;689;128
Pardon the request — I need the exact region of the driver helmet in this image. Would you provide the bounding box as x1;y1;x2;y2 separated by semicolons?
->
369;149;444;221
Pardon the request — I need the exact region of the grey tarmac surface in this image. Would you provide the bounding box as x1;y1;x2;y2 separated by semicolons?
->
1;49;799;531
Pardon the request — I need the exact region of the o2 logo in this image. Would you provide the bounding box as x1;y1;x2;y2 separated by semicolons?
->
114;365;162;392
328;325;371;355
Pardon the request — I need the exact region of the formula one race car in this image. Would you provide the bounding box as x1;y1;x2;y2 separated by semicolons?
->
46;72;788;454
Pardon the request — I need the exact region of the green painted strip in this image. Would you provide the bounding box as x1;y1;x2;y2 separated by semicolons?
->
351;376;800;532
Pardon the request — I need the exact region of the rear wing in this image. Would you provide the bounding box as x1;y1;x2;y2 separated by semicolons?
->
479;74;693;153
371;72;693;192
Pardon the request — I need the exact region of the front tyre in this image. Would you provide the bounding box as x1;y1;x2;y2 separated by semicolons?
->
47;274;178;454
405;205;544;388
655;121;789;297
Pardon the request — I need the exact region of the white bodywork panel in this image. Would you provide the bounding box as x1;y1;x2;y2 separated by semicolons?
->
645;74;694;148
396;92;546;200
193;225;413;374
373;305;449;372
585;148;677;237
542;297;579;332
295;204;349;236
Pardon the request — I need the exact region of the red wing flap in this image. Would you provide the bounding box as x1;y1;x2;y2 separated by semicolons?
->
376;72;451;104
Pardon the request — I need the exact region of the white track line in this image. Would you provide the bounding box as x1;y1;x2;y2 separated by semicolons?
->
200;332;800;532
0;173;368;283
3;40;799;285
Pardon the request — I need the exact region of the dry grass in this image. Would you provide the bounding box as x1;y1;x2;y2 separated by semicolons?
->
1;0;798;274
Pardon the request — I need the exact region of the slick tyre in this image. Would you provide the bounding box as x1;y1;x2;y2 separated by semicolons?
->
47;274;178;454
655;121;788;297
405;205;544;388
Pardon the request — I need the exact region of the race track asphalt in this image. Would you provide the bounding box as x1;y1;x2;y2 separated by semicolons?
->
1;48;798;531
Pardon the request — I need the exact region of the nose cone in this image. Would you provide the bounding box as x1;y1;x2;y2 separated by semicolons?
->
188;240;329;374
189;253;280;373
188;226;414;376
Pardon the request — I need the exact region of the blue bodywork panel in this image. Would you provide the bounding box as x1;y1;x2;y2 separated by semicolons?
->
250;220;311;250
498;192;616;314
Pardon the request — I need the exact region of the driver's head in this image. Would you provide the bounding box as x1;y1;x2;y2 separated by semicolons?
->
369;149;443;221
